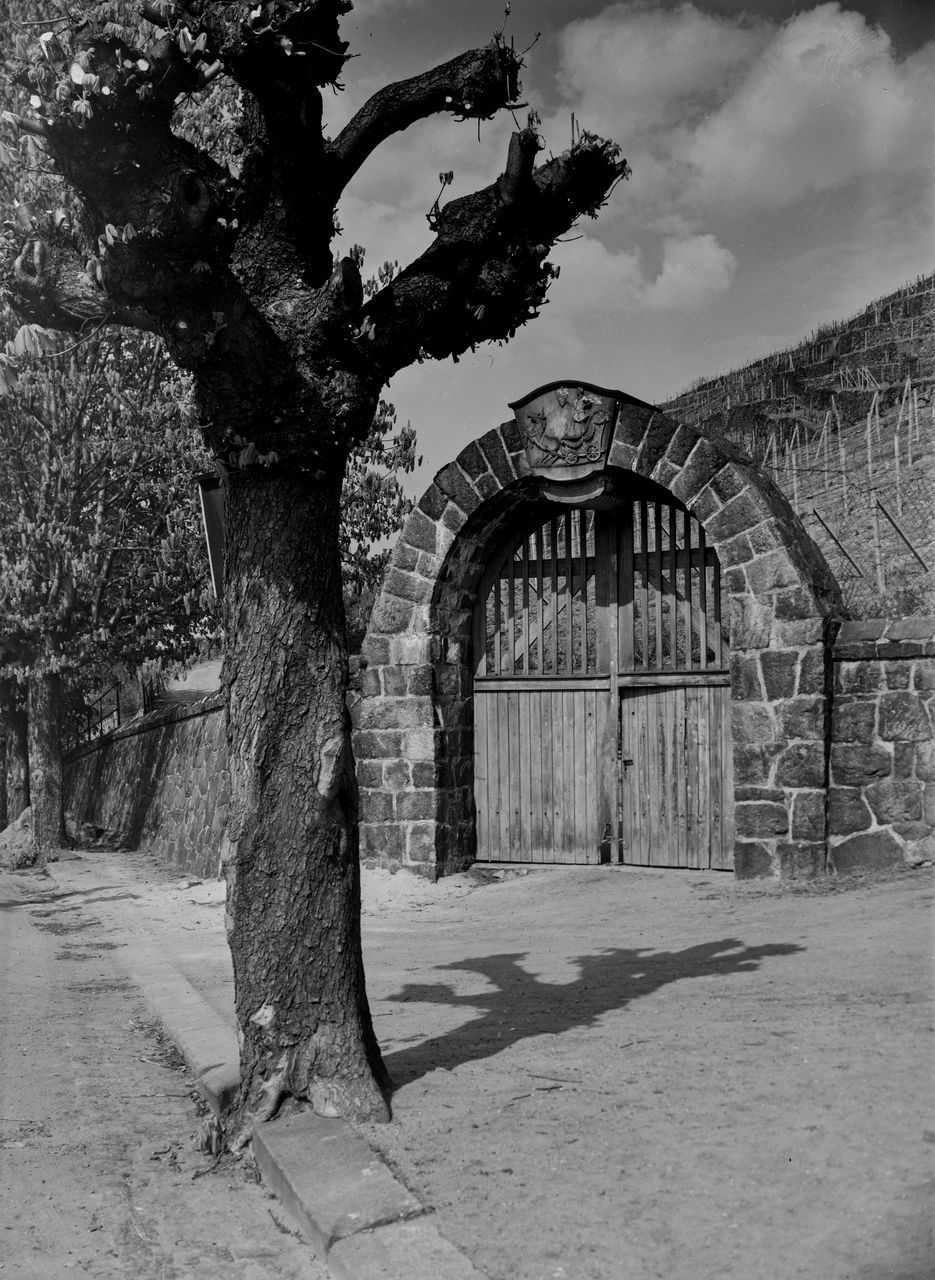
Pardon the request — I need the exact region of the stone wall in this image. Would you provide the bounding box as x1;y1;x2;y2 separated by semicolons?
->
829;619;935;870
64;694;227;878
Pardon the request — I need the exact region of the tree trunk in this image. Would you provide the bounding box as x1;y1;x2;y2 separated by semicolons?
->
28;671;67;865
223;467;390;1137
0;727;7;833
1;681;30;824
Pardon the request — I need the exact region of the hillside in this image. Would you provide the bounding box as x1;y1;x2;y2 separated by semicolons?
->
664;274;935;618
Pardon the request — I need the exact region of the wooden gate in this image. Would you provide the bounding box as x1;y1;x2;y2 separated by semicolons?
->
472;496;733;868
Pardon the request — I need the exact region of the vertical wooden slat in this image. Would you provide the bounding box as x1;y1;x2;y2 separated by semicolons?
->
682;509;693;671
541;690;553;860
493;572;502;675
653;503;663;672
497;693;510;861
564;512;574;674
639;499;650;673
474;578;487;678
550;518;558;675
711;555;723;667
619;503;635;671
507;553;516;675
521;533;530;675
697;525;709;669
576;506;584;675
668;504;679;671
535;526;545;675
520;689;532;859
474;692;487;859
675;688;688;867
507;690;520;854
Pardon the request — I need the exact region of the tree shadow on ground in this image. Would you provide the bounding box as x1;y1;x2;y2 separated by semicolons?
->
382;938;803;1088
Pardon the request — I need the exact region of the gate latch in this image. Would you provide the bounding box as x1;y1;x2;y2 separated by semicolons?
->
622;758;634;769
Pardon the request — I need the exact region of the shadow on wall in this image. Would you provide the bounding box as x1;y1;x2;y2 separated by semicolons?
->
382;937;804;1088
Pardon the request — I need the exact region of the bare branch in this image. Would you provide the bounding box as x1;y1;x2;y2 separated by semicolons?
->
329;41;521;195
358;129;629;379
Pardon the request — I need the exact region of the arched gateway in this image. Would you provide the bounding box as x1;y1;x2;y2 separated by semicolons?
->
357;383;841;879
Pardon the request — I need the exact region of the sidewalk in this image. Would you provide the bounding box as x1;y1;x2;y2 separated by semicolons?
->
42;848;934;1280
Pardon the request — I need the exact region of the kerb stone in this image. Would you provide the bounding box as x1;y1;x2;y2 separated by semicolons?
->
252;1113;423;1256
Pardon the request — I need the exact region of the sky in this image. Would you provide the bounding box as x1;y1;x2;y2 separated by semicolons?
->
325;1;934;485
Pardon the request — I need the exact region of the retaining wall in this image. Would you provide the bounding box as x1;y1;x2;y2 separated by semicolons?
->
64;694;227;879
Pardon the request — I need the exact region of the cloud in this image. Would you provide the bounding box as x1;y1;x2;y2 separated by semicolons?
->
686;4;935;211
642;234;738;309
552;1;935;219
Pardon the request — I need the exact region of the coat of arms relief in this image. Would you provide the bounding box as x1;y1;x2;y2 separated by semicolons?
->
512;383;619;479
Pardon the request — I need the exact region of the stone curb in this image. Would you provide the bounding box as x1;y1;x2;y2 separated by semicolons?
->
43;862;485;1280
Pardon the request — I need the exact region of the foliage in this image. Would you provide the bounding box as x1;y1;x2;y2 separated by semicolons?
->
0;326;215;682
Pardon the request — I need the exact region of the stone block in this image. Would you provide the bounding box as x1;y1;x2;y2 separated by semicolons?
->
417;482;447;522
796;648;826;696
886;617;935;642
384;567;432;606
864;778;923;824
915;741;935;781
668;437;723;504
835;661;881;695
613;403;657;453
354;729;403;761
836;619;886;643
760;650;799;700
831;830;903;874
735;801;789;838
772;588;822;623
878;692;931;742
746;519;787;557
360;822;404;860
359;668;382;699
360;789;393;822
893;743;916;778
885;662;911;690
361;635;391;665
726;566;749;595
396;790;436;821
390;541;420;573
478;428;518;488
406;822;437;863
733;841;775;878
356;760;383;789
778;840;824;879
730;596;773;650
791;790;826;841
434;462;481;516
775;743;825;789
632;412;674;475
719;530;755;566
730;701;775;744
382;666;408;696
732;743;782;786
411;761;437;788
383;759;410;789
913;660;935;691
608;438;638;470
456;439;489;482
441;501;467;534
691;484;721;524
356;698;432;732
745;550;801;595
830;743;891;787
780;696;824;740
369;594;415;634
828;787;872;835
730;654;763;701
831;700;875;744
711;462;750;505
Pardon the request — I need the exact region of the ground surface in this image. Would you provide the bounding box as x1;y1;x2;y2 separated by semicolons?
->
1;847;932;1280
0;863;327;1280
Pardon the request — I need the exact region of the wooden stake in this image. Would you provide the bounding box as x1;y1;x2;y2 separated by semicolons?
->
871;498;886;595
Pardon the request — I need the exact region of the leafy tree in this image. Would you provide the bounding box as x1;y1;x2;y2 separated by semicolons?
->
2;0;628;1136
0;326;214;861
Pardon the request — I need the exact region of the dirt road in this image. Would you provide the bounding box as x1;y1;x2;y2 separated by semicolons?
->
0;865;326;1280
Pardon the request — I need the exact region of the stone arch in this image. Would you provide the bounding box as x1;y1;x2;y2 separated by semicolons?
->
357;389;841;880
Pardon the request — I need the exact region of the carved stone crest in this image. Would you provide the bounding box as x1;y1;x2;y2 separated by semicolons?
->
511;382;619;482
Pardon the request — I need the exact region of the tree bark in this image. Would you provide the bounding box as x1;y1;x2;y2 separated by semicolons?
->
0;727;7;833
4;691;30;823
27;671;66;864
223;467;390;1137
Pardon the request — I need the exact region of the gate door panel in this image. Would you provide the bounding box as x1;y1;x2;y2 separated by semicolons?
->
473;496;732;867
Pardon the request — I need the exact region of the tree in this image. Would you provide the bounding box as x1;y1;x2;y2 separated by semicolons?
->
0;326;215;861
3;0;628;1136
